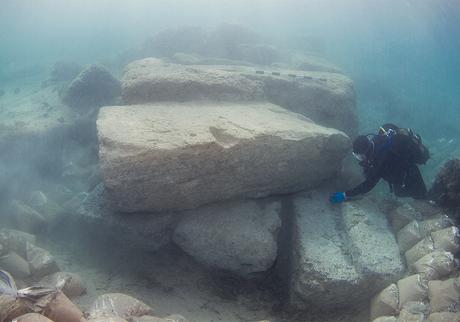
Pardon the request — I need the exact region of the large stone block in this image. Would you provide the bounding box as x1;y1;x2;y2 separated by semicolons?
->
121;58;264;104
173;199;281;276
98;102;350;212
289;191;404;310
121;59;357;136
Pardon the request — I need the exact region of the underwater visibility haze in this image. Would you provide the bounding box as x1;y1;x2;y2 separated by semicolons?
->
1;1;460;322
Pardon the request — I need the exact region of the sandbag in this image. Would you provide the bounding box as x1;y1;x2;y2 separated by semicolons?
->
7;200;47;233
87;316;129;322
0;230;36;258
405;237;435;270
427;312;460;322
413;251;455;280
165;314;188;322
89;293;153;320
400;301;429;315
397;308;425;321
373;317;397;322
132;315;188;322
26;244;59;279
131;317;166;322
12;312;55;322
39;290;85;322
371;283;399;320
39;272;86;298
419;215;452;237
0;252;31;278
428;277;460;312
432;226;460;254
397;274;428;309
398;221;423;252
388;204;419;232
0;295;33;322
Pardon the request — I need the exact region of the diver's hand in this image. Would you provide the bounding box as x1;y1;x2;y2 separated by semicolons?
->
330;192;347;204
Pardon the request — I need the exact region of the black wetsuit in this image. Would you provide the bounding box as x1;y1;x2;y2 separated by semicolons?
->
346;134;427;199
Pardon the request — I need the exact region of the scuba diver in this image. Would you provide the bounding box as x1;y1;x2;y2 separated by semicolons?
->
330;124;429;203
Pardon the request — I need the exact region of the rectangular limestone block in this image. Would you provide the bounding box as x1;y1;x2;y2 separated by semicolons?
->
98;102;350;212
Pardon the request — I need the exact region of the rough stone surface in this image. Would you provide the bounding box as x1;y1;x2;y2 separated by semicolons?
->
121;58;264;104
120;59;357;136
289;191;403;310
173;199;281;276
63;64;121;110
342;198;404;279
240;67;357;136
73;184;179;252
98;102;350;212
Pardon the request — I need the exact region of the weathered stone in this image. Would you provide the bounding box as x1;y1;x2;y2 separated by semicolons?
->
203;64;357;136
98;102;350;212
73;184;179;252
120;58;357;135
288;191;403;310
173;200;281;276
63;64;121;110
342;198;404;279
121;58;264;104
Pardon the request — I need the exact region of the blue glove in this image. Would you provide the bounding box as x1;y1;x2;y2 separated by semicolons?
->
330;192;346;203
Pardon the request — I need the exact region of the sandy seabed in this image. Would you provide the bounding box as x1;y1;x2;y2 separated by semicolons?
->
39;232;369;322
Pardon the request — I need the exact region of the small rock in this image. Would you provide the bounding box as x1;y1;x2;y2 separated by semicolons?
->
0;251;31;278
26;243;59;279
7;200;47;233
89;293;153;320
62;64;121;110
39;272;86;298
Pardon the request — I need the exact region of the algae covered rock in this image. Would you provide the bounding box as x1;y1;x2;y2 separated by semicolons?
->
98;102;350;212
173;200;281;276
63;64;121;110
430;157;460;209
